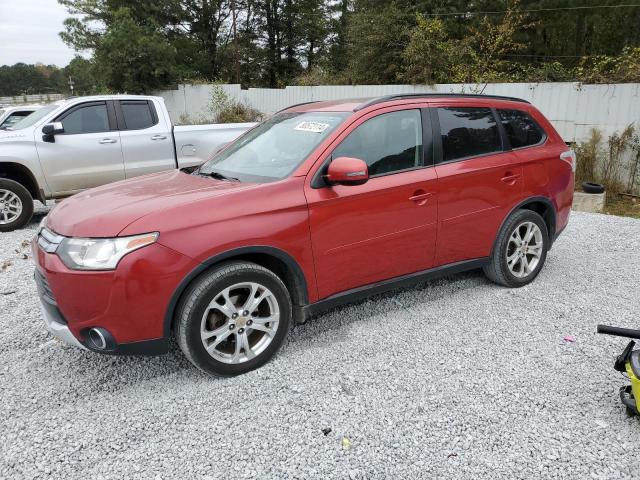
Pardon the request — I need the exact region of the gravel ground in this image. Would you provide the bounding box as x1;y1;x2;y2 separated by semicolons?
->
1;207;639;480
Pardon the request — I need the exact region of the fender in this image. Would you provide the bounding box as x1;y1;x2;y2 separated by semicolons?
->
491;196;557;257
162;245;310;337
0;161;46;203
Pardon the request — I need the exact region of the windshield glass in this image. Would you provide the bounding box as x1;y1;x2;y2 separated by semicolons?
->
199;111;349;182
10;105;56;130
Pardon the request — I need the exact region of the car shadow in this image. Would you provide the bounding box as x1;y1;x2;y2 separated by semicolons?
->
37;267;488;388
289;268;488;344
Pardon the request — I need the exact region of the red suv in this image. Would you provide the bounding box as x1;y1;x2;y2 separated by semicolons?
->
33;94;575;375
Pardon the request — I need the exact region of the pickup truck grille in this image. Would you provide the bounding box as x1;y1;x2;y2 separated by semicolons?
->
37;227;64;254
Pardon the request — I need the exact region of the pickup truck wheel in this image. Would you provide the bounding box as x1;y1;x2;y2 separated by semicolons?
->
0;179;34;232
483;209;549;288
175;261;292;375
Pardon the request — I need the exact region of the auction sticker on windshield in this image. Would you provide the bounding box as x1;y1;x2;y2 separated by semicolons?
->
294;121;330;133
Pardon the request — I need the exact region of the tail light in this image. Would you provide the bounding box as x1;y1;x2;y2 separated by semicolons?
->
560;150;576;172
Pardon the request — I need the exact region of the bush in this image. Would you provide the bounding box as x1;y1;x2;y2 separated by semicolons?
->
574;125;640;194
208;85;263;123
576;47;640;84
574;128;604;186
176;113;216;126
295;67;348;86
603;125;634;191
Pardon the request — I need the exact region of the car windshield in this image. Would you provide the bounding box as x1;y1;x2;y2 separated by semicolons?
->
198;111;349;182
9;105;56;130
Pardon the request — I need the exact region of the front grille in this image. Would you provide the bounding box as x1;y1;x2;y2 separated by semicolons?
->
34;269;57;306
37;227;64;253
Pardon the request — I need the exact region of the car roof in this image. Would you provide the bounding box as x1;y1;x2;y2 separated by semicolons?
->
2;105;43;112
60;94;164;105
286;93;530;114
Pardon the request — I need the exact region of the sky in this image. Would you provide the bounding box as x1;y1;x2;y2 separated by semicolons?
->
0;0;79;67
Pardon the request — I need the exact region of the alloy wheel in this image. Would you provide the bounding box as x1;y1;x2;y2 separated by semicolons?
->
0;189;23;225
506;221;544;278
200;282;280;364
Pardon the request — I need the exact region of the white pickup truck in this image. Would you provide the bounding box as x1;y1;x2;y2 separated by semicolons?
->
0;105;43;130
0;95;255;231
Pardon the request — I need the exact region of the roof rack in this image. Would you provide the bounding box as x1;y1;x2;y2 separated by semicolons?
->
354;93;529;111
276;100;320;114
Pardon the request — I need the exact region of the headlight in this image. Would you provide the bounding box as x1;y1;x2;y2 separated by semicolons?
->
57;233;158;270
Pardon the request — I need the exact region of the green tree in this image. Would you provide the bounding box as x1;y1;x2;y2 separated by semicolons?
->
400;15;473;84
466;0;531;83
346;0;412;84
52;0;640;88
327;0;350;74
0;63;62;96
61;56;102;95
93;8;177;93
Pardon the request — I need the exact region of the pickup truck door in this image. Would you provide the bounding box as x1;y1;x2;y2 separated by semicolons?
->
115;100;176;177
34;101;125;196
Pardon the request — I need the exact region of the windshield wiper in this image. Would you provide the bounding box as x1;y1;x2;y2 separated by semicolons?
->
199;170;240;182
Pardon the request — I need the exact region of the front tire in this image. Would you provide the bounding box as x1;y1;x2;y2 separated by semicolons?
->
175;261;292;375
0;179;34;232
483;209;549;288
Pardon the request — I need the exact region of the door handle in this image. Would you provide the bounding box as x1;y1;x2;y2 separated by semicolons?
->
500;173;521;184
99;138;117;144
151;135;167;141
409;191;433;204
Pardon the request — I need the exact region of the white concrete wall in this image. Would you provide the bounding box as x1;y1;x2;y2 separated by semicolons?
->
155;82;640;143
0;93;65;106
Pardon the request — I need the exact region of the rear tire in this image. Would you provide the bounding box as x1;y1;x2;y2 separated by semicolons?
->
0;179;34;232
483;209;549;288
174;261;292;376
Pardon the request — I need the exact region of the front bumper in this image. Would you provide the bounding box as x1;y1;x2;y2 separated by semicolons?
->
33;269;87;350
32;234;199;354
42;307;88;350
36;270;87;350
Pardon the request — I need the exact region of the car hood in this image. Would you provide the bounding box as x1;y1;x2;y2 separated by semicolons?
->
0;127;33;142
47;170;256;237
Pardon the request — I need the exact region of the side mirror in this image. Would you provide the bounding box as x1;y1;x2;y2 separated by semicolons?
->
42;122;64;142
42;122;64;136
325;156;369;186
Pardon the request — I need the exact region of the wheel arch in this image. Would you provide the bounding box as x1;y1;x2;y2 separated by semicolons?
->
163;246;310;337
492;196;557;257
0;162;45;203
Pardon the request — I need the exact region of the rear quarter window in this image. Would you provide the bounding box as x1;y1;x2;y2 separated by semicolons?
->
498;109;545;148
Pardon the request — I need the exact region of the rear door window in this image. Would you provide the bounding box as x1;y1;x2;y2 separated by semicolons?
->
437;107;502;162
498;109;545;148
119;101;157;130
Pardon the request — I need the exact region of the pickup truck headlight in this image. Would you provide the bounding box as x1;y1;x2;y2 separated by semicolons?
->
57;233;158;270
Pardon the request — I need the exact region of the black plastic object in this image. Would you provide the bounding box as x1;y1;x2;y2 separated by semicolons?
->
620;386;639;416
614;341;636;372
597;324;640;339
